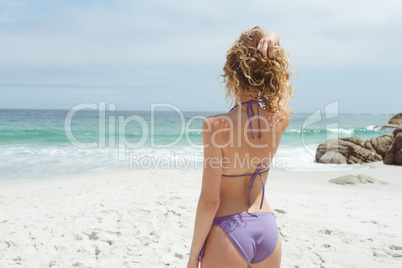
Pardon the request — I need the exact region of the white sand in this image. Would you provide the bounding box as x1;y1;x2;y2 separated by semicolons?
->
0;162;401;267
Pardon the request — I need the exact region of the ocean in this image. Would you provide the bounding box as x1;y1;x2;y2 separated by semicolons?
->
0;108;394;181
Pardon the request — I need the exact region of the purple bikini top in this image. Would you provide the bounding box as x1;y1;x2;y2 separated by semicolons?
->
223;99;270;209
229;99;265;140
222;163;270;210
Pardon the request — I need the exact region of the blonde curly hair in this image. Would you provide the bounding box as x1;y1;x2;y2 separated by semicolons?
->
220;26;298;115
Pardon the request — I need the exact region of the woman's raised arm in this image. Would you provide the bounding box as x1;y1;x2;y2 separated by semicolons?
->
257;32;280;59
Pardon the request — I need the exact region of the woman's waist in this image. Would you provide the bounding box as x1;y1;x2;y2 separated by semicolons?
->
215;198;273;218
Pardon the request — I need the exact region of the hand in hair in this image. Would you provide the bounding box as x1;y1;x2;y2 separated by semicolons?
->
257;32;280;59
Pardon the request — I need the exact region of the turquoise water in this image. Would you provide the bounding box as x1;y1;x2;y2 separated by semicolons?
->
0;109;394;181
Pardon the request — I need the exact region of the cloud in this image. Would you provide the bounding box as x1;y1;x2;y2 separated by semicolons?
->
0;0;401;112
0;0;400;70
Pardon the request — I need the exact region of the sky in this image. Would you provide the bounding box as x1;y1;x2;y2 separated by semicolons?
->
0;0;401;113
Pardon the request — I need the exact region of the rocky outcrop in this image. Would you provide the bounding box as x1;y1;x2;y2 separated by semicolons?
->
329;174;388;185
316;134;394;164
375;113;402;129
383;128;402;165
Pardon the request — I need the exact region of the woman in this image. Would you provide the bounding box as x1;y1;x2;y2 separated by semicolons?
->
187;26;297;268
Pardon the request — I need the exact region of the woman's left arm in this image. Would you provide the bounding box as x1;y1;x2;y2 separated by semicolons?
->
187;117;223;268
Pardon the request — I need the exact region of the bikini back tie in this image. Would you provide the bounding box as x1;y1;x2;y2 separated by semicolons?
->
221;163;270;209
229;99;265;139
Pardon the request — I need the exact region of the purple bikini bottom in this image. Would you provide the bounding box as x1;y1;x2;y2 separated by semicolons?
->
198;212;279;264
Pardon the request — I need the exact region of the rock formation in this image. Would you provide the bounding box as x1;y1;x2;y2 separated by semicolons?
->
383;128;402;165
316;134;394;164
374;113;402;129
316;113;402;165
329;174;387;185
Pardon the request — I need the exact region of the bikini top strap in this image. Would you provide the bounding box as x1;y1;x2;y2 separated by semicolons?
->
248;163;269;209
229;100;265;139
222;163;270;209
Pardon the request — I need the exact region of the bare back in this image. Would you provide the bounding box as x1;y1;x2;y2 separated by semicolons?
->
212;104;289;217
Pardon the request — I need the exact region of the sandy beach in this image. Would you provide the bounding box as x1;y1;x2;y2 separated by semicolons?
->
0;163;401;268
2;0;401;267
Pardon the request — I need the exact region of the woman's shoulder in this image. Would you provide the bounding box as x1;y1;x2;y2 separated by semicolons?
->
275;103;290;120
263;103;290;127
273;104;290;131
202;112;232;131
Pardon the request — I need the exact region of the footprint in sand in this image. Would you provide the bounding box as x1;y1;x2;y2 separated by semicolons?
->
274;209;286;214
82;231;99;240
386;245;402;258
318;228;332;235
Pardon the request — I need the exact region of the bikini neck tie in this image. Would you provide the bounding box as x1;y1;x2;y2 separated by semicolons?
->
229;100;265;139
